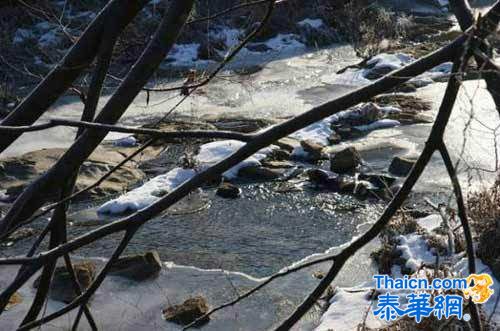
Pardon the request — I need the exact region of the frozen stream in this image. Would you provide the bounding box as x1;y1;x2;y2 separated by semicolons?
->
1;41;500;330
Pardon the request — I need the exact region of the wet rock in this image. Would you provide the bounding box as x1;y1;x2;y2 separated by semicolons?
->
163;296;210;326
337;175;356;193
238;165;283;180
0;148;145;201
306;169;336;187
364;65;394;80
327;132;342;145
34;261;95;303
330;147;361;173
275;137;300;153
216;182;241;199
300;139;325;161
109;251;162;281
388;156;416;176
358;173;397;188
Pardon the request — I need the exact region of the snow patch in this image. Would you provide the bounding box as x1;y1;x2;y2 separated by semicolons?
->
417;214;442;232
298;18;324;29
264;34;306;52
315;288;386;331
196;140;275;179
98;167;196;214
396;234;436;272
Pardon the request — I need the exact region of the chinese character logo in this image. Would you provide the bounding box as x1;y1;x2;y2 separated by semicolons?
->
463;273;495;304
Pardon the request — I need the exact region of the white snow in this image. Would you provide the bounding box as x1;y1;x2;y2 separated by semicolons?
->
298;18;324;29
264;34;306;52
417;214;442;232
315;288;386;331
211;26;242;49
366;53;414;72
290;118;333;145
165;43;212;66
396;234;436;272
98;167;196;214
195;140;276;179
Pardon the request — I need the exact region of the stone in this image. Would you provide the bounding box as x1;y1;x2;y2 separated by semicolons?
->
216;182;241;199
388;156;416;176
306;169;332;185
300;139;325;161
109;251;162;281
34;261;95;303
238;165;283;180
0;148;145;201
364;65;394;80
337;175;356;193
163;296;210;326
327;132;342;145
358;173;397;188
330;147;361;173
262;160;294;169
275;137;300;152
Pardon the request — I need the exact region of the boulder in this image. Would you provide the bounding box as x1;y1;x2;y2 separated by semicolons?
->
216;182;241;199
330;147;361;173
300;139;325;161
238;165;283;180
0;148;145;201
109;251;162;281
163;296;210;326
34;261;95;303
388;156;416;176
